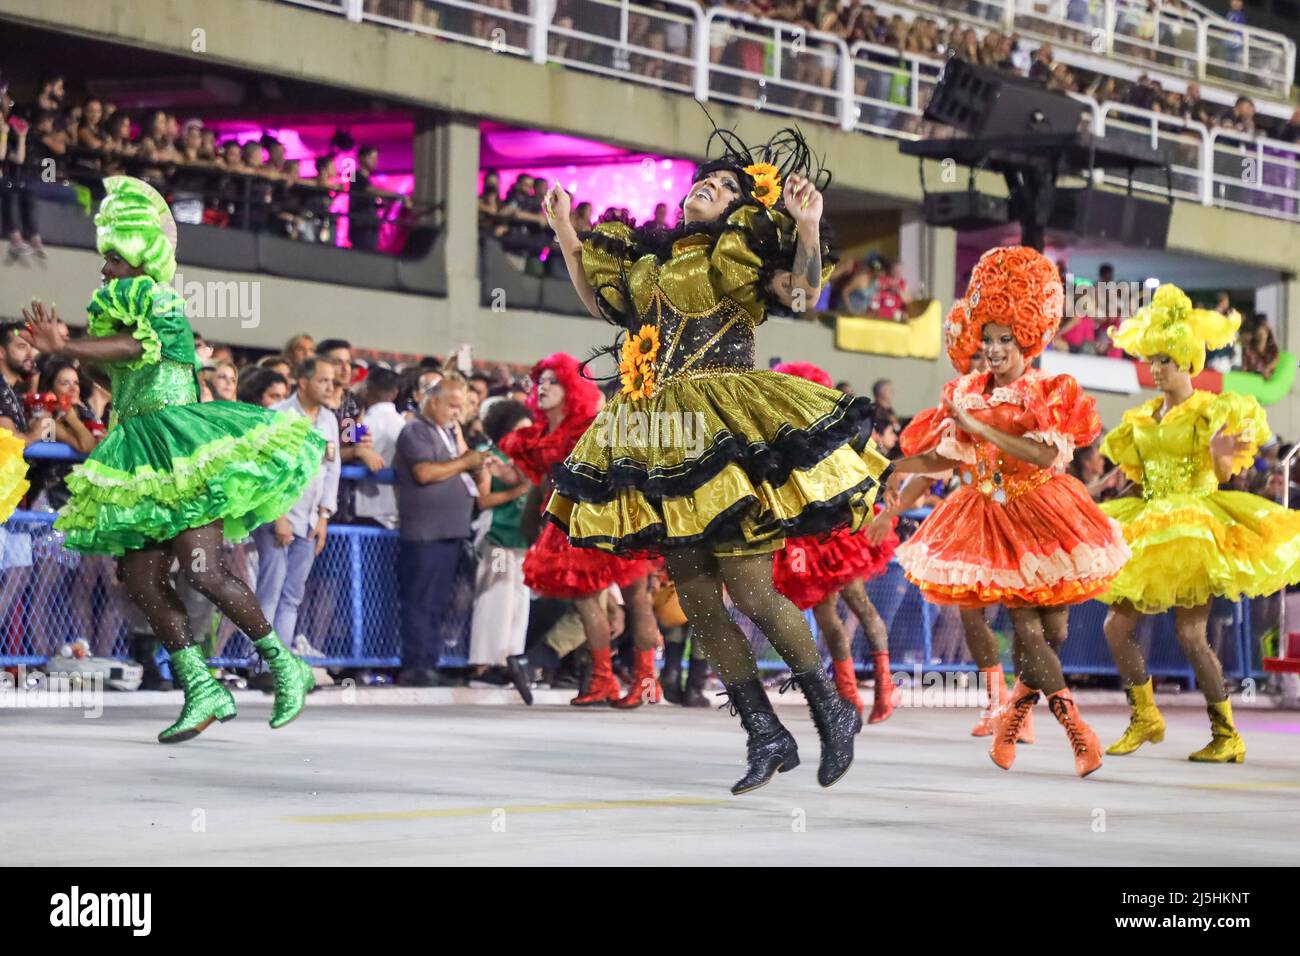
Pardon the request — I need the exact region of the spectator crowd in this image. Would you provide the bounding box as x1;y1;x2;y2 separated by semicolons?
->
1;71;422;257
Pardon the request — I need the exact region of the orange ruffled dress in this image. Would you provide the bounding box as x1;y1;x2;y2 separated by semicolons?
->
894;369;1130;608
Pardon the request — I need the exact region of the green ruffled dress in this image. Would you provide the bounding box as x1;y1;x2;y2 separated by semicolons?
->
55;276;326;555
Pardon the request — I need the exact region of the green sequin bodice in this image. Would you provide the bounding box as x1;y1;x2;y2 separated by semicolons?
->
109;358;199;428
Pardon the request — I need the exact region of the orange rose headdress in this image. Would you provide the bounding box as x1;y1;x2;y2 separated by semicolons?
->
945;245;1064;373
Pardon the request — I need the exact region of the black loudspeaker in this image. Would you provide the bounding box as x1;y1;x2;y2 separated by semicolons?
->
1048;188;1171;249
922;191;1009;230
924;59;1087;139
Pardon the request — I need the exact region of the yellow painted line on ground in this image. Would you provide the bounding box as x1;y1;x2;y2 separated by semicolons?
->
280;796;730;824
1192;781;1300;792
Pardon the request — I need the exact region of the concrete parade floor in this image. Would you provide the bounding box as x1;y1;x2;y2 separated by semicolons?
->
2;690;1297;866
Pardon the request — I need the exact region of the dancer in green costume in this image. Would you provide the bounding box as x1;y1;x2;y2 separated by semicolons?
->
21;176;324;742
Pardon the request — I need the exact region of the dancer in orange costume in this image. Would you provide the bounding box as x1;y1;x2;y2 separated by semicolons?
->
498;353;659;707
770;362;899;724
886;246;1130;777
871;351;1037;742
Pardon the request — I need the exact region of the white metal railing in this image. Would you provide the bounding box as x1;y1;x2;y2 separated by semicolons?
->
850;42;946;141
900;0;1293;98
546;0;700;95
1096;101;1210;203
280;0;1300;224
702;10;853;130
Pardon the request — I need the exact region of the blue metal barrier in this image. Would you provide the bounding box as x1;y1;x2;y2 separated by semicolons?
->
2;447;1267;681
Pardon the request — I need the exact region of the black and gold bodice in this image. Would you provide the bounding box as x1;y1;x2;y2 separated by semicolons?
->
582;205;832;387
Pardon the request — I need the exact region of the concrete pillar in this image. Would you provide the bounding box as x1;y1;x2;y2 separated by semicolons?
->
899;210;956;306
433;116;482;353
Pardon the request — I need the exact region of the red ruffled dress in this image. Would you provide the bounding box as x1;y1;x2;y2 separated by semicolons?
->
500;413;655;600
894;369;1129;608
773;518;899;610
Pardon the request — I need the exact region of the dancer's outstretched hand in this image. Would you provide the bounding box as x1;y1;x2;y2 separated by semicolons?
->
542;183;572;234
20;300;69;354
784;173;823;228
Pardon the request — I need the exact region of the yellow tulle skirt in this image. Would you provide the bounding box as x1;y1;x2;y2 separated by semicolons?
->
0;428;30;524
1099;490;1300;613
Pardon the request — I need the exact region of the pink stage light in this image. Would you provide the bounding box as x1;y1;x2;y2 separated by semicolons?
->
483;158;696;227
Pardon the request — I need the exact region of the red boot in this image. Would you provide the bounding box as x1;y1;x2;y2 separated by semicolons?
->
571;648;622;707
989;679;1039;770
868;651;895;724
970;665;1007;737
1047;688;1103;778
612;649;662;709
831;658;865;717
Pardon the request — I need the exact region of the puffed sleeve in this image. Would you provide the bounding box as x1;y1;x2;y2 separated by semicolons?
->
711;206;835;324
900;378;975;466
1203;391;1271;477
1099;413;1144;484
580;221;636;318
1023;373;1101;471
86;276;194;372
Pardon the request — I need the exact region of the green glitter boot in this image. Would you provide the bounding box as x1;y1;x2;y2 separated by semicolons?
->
253;632;315;729
158;645;237;743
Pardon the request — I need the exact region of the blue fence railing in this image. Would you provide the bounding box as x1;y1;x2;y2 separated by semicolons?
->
3;444;1273;682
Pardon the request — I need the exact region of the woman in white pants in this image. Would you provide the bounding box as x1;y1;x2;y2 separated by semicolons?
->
468;399;534;677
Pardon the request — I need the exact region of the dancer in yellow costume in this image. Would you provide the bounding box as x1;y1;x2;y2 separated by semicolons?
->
0;426;29;523
1099;284;1300;763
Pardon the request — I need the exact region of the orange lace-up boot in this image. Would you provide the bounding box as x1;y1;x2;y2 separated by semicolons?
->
1048;688;1103;777
989;680;1040;769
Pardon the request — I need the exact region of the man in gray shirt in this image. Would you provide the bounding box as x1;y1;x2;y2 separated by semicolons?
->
254;356;340;647
393;371;490;685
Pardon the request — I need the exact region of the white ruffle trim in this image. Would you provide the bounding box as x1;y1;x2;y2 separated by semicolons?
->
935;417;976;464
1023;429;1075;472
897;521;1131;592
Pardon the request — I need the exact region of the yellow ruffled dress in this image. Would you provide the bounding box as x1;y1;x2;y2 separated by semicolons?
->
546;205;889;556
0;427;30;524
1099;390;1300;613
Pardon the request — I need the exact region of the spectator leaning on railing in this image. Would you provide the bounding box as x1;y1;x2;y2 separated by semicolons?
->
0;322;45;445
253;355;340;649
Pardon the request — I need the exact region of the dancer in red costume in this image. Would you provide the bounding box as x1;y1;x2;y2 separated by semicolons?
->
886;246;1130;777
499;353;659;707
870;350;1038;743
770;362;899;724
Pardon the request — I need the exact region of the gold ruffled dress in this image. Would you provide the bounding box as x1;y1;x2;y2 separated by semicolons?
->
1099;390;1300;613
546;206;889;556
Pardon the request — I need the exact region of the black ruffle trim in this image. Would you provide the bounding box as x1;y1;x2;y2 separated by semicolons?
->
552;394;877;505
547;471;882;559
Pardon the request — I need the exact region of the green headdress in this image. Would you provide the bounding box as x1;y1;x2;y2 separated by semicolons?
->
94;176;178;285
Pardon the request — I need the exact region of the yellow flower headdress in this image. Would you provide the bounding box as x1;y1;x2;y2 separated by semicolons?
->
1109;284;1240;375
743;162;782;208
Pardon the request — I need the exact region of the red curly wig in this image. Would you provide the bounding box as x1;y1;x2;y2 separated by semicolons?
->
499;352;604;484
526;352;602;425
945;246;1064;373
771;360;833;388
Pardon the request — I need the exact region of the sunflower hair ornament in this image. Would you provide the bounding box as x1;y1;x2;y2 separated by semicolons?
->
743;162;782;208
1109;283;1240;376
94;176;178;285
